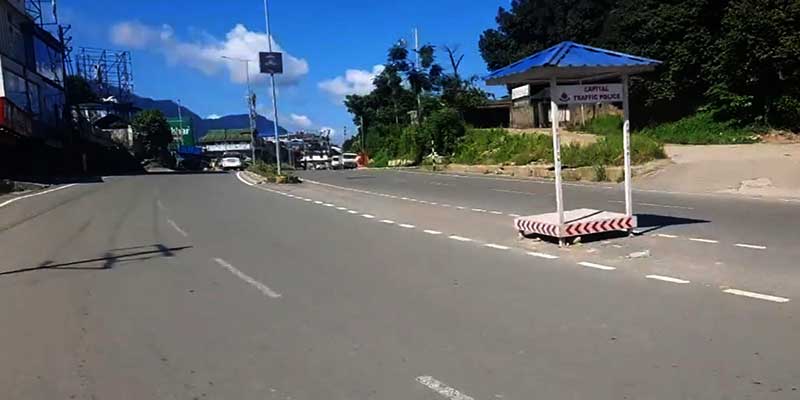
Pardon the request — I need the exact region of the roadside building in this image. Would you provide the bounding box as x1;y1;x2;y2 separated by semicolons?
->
199;128;256;159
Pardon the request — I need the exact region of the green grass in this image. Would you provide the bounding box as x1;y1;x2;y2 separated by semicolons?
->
247;161;300;183
582;114;623;136
452;128;665;167
639;112;757;144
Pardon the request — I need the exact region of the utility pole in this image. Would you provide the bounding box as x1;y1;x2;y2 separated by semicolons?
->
263;0;282;175
222;56;257;162
177;99;183;144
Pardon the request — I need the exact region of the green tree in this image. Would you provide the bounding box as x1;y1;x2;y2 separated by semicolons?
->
131;110;173;161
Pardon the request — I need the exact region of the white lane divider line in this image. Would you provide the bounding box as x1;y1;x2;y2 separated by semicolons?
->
213;258;281;299
362;214;375;219
304;198;313;202
347;210;359;214
336;206;347;210
401;197;409;200
689;238;719;244
449;235;473;242
656;234;678;238
471;208;487;212
399;223;416;229
442;204;452;207
455;206;466;210
235;171;255;186
424;230;442;235
723;288;789;303
489;211;503;215
167;219;188;237
485;243;510;250
646;275;690;284
324;203;335;207
527;251;559;260
380;219;395;224
416;376;475;400
735;243;767;250
578;261;616;271
429;202;438;205
0;183;78;209
314;200;324;204
508;213;521;218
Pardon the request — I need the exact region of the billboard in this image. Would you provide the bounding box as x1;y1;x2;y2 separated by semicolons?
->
167;117;195;147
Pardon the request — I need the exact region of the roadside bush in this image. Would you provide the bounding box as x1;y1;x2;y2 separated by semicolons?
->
582;114;623;136
422;108;466;156
247;161;300;183
640;112;757;144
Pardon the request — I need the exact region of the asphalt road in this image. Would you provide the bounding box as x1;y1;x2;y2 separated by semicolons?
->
1;170;798;399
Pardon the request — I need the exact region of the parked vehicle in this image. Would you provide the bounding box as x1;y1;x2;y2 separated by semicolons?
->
342;153;358;169
220;152;243;170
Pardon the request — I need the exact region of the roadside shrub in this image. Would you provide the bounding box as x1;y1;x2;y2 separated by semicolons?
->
247;160;300;183
422;108;466;156
582;114;623;136
640;112;757;144
593;164;608;182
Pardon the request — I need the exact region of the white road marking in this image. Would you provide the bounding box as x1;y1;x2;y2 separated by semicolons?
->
424;230;442;235
449;235;473;242
401;197;409;200
485;243;510;250
235;171;255;186
471;208;487;212
362;214;375;219
578;262;616;271
347;210;359;214
409;198;419;202
213;258;282;299
167;219;189;237
380;219;395;224
442;204;452;207
508;213;522;218
646;275;690;284
336;207;347;210
416;376;475;400
0;183;78;209
735;243;767;250
689;238;719;244
609;200;694;210
723;289;789;303
456;206;466;210
324;203;335;207
656;234;678;238
156;199;166;210
489;210;503;215
399;223;416;229
304;198;313;202
527;251;559;260
492;188;536;196
314;200;324;204
430;202;438;205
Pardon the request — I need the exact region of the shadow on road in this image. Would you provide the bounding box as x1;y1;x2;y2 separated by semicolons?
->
636;213;710;235
0;244;192;277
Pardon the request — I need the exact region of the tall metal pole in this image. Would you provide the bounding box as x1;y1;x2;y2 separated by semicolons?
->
177;99;183;143
622;74;633;219
414;27;421;124
264;0;281;175
549;78;565;246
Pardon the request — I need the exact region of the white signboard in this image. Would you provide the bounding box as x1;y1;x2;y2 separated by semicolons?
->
205;143;251;152
553;84;622;104
511;84;530;100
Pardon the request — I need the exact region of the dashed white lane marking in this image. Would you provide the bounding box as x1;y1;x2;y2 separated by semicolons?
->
304;198;313;202
430;202;438;205
689;238;719;244
424;230;442;235
362;214;375;219
489;211;503;215
314;200;324;204
380;219;395;224
492;188;536;196
578;262;616;271
399;223;416;229
167;219;188;237
471;208;486;212
442;204;452;207
609;200;694;210
336;206;347;210
401;197;409;200
656;233;678;238
213;258;281;299
324;203;335;207
646;275;690;284
0;183;78;209
455;206;466;210
735;243;767;250
527;251;559;260
449;235;473;242
416;376;475;400
485;243;510;250
156;199;166;210
508;213;521;218
723;289;790;303
235;171;255;186
347;210;359;214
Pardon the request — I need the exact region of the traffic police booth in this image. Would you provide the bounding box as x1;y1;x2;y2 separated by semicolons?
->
485;42;661;246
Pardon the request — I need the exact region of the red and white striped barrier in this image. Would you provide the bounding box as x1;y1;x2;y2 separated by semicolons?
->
514;209;636;239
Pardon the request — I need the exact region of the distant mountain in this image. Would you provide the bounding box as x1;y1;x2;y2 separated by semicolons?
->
127;93;287;139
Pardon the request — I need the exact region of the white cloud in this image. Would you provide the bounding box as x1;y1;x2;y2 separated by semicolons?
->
320;126;336;136
290;113;313;128
110;22;309;86
206;114;222;119
318;65;385;101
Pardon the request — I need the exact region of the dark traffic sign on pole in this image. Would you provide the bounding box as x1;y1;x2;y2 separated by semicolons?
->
259;52;283;74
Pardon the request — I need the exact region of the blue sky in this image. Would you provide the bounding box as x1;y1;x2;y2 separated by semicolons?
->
60;0;509;142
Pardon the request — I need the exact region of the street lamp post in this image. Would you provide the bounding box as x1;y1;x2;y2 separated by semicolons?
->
263;0;282;175
221;56;257;163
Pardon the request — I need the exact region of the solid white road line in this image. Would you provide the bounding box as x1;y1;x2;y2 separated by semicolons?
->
424;230;442;235
689;238;719;244
485;243;510;250
656;233;679;238
347;210;359;214
362;214;375;219
578;262;616;271
723;289;789;303
0;183;78;209
213;258;281;299
527;251;559;260
449;235;473;242
646;275;690;284
167;219;188;237
380;219;395;224
235;172;255;186
735;243;767;250
416;376;475;400
399;223;416;229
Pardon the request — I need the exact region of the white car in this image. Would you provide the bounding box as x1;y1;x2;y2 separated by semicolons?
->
220;153;243;170
342;153;358;169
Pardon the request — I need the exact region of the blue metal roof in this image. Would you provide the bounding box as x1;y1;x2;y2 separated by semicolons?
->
485;41;661;84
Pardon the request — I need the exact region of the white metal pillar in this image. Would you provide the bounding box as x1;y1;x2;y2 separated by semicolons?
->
549;78;565;243
621;74;633;219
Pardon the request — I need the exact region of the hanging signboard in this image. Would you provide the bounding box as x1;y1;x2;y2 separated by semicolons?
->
511;84;530;100
553;84;622;104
